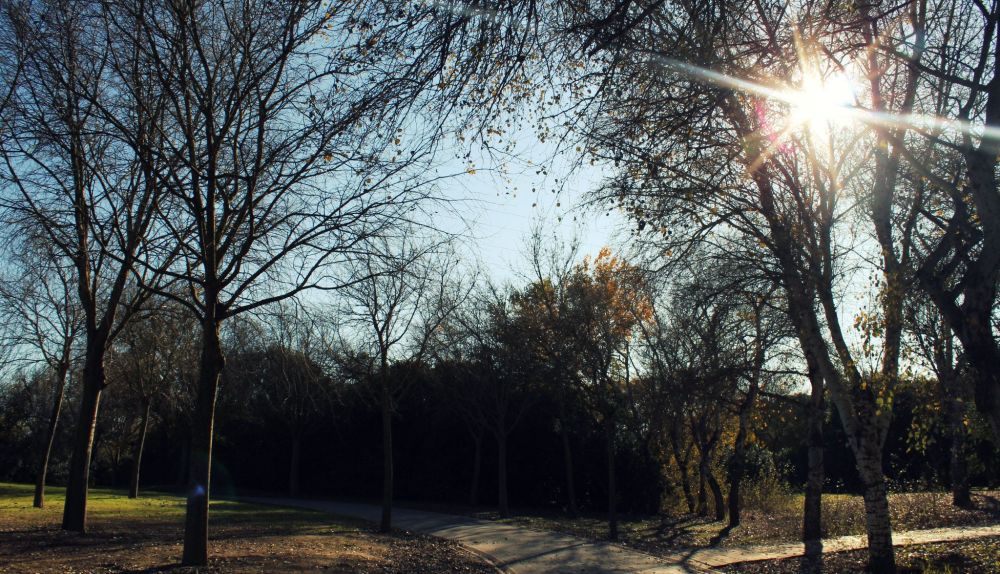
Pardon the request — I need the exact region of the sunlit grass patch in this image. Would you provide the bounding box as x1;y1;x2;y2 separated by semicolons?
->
0;482;493;573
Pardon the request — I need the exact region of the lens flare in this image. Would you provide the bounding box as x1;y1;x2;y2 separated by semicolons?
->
649;55;1000;144
789;71;857;130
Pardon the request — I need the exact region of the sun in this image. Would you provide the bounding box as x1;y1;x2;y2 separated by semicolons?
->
787;70;858;136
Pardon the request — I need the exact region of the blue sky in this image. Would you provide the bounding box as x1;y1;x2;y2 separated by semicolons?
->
431;136;626;283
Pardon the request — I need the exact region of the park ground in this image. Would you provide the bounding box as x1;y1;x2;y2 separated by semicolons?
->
493;490;1000;550
3;483;1000;572
0;483;493;573
492;489;1000;572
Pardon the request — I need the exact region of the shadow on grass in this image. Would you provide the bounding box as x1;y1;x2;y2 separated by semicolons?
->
975;493;1000;515
800;539;824;573
709;524;735;547
649;514;715;548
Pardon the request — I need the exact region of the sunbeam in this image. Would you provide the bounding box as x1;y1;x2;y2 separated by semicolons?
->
649;55;1000;144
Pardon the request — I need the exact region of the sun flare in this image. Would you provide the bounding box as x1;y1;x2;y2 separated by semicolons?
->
787;71;858;134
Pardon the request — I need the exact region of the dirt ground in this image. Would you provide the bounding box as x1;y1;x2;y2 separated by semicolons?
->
491;489;1000;554
0;484;495;573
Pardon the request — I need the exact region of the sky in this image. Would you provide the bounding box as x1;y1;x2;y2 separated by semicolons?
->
429;134;628;284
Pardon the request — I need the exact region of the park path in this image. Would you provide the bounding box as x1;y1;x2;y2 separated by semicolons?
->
242;496;708;573
241;496;1000;573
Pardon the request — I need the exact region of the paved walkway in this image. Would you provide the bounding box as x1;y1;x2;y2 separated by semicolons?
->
241;497;1000;573
242;497;709;573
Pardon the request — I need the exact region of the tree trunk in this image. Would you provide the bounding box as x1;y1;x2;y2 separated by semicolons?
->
707;467;725;521
697;465;708;516
670;432;695;514
696;431;721;520
803;375;825;542
558;403;579;518
129;400;152;499
728;376;760;528
34;367;69;509
380;370;393;533
605;416;618;540
727;434;746;528
945;392;971;507
855;437;895;573
181;317;226;566
803;439;825;542
803;442;825;539
949;420;971;508
289;435;301;497
497;431;509;518
469;432;482;507
860;476;895;573
937;334;972;508
751;147;896;568
920;264;1000;445
61;346;106;532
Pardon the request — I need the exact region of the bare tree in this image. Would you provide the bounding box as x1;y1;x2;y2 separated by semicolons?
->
228;304;337;497
337;235;464;531
105;298;195;499
443;283;539;520
887;0;1000;444
108;0;502;561
556;248;651;539
523;227;585;517
906;297;976;507
0;233;82;508
0;0;166;531
550;2;920;568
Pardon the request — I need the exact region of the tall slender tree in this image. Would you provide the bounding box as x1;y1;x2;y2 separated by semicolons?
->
0;234;82;509
338;236;464;531
0;0;163;531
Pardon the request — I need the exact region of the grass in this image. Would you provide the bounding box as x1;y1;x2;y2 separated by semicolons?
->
0;482;495;573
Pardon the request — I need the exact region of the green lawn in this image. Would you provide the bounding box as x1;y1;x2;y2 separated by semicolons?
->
0;482;493;573
0;481;357;534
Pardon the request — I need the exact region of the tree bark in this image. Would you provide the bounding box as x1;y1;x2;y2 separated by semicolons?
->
669;431;695;514
605;416;618;540
949;412;971;508
803;428;825;542
34;365;69;509
289;435;301;497
129;400;152;499
181;317;226;566
859;463;895;573
558;402;579;518
706;466;725;521
497;431;509;518
380;367;393;533
697;465;708;516
936;334;972;508
727;373;760;528
61;345;106;532
944;388;971;507
727;435;746;527
694;424;722;521
803;373;825;542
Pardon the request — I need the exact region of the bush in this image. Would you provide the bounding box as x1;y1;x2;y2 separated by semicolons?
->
742;469;795;515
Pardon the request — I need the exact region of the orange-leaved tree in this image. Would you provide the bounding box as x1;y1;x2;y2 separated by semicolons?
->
564;247;652;540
